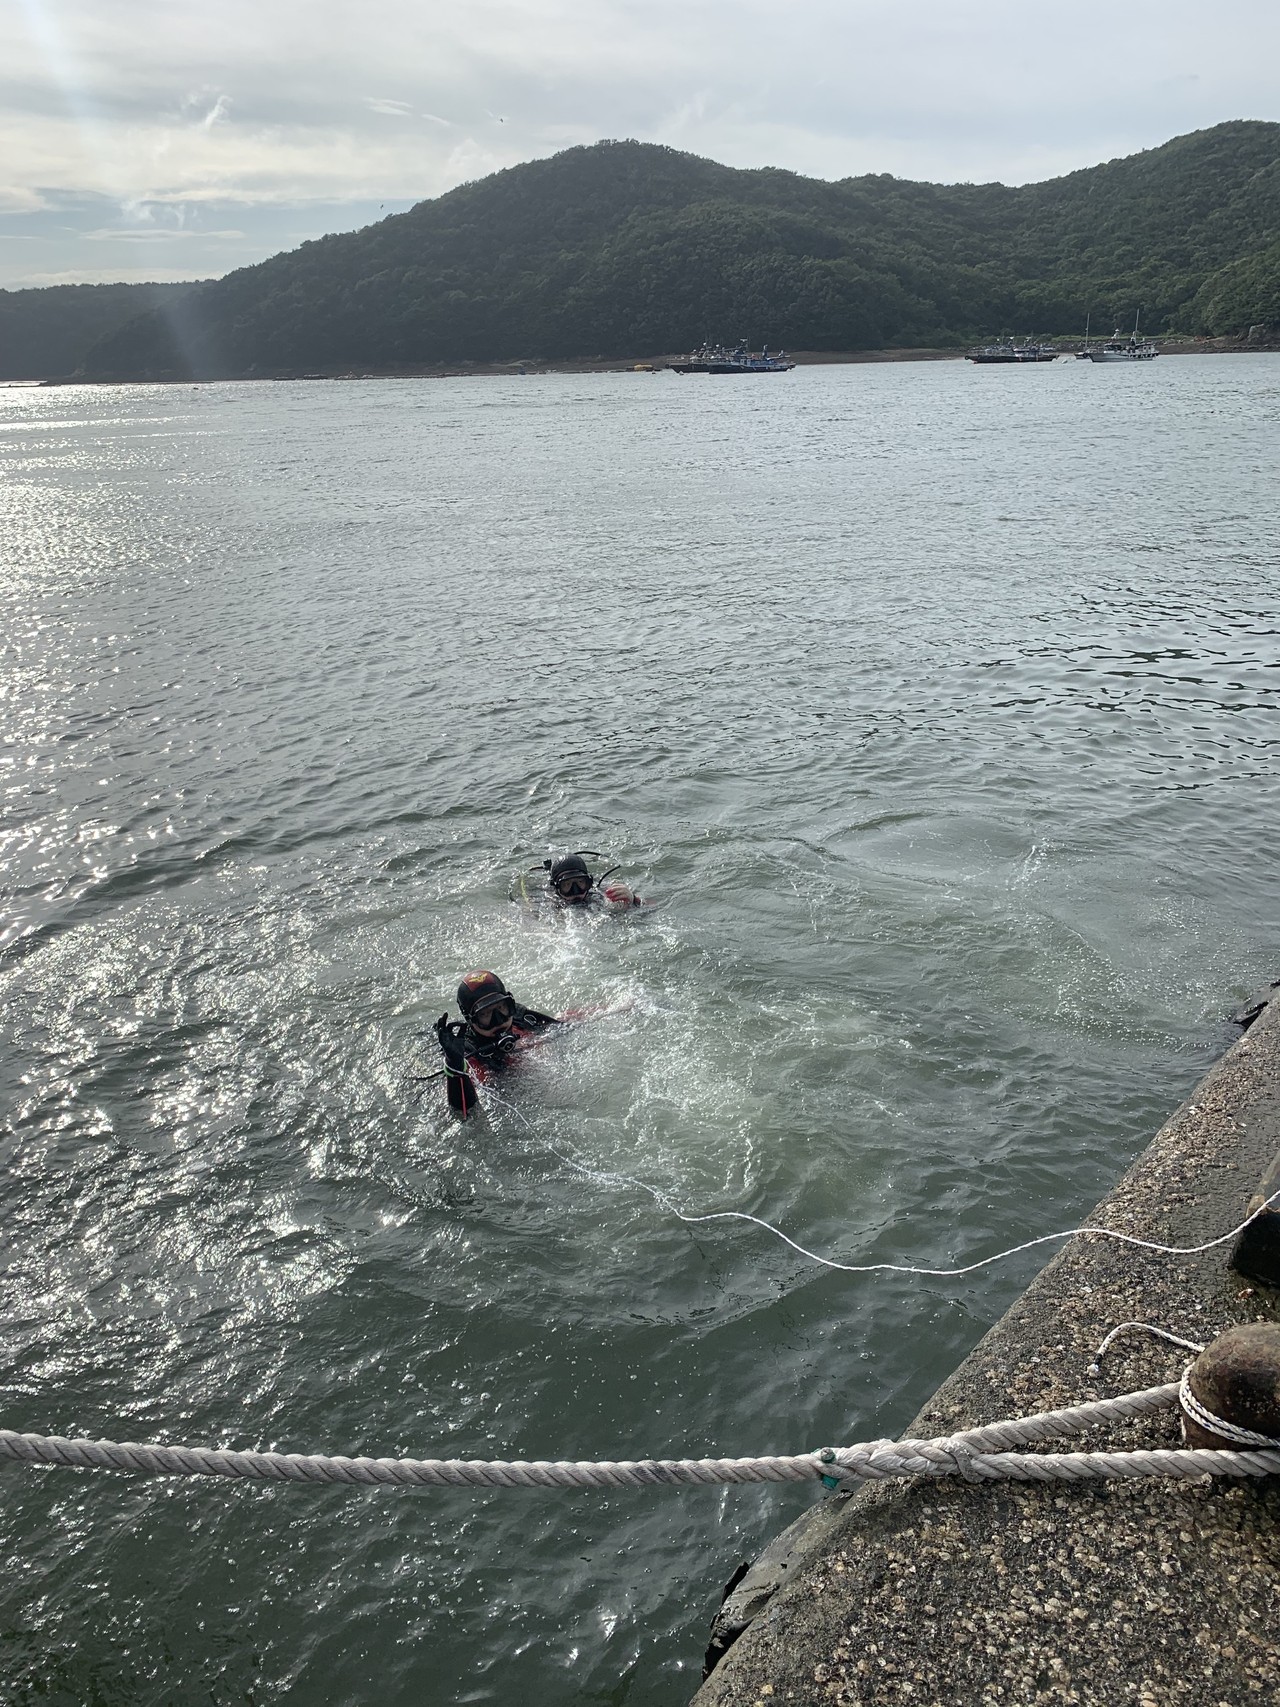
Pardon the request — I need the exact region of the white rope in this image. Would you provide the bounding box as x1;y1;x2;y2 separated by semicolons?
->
1088;1321;1207;1376
4;1375;1279;1490
653;1184;1280;1279
481;1085;1280;1285
1178;1370;1280;1448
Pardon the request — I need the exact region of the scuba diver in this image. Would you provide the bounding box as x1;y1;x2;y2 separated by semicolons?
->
433;970;562;1119
513;850;645;912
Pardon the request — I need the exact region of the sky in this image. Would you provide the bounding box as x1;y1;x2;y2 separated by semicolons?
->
3;0;1279;290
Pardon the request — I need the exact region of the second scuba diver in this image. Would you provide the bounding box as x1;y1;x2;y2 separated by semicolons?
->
516;851;645;912
433;970;561;1119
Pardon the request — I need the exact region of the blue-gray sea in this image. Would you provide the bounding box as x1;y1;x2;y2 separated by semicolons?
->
1;356;1278;1705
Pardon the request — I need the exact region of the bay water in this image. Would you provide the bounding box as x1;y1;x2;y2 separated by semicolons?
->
1;356;1278;1704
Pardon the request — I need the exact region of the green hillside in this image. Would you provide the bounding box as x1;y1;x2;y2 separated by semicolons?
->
0;281;200;381
40;123;1280;378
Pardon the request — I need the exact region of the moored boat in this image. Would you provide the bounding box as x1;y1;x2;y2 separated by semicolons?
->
670;341;795;374
1087;311;1159;361
967;338;1059;364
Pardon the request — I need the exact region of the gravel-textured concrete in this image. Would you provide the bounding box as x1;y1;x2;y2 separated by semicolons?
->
693;992;1280;1707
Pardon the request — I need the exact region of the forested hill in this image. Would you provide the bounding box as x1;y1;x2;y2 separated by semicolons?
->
37;121;1280;378
0;281;199;381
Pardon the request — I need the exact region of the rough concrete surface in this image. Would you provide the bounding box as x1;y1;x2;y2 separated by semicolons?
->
693;992;1280;1707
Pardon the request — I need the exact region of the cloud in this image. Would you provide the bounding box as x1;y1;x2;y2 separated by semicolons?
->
2;0;1279;287
200;94;232;129
0;104;524;208
10;266;216;286
0;186;50;212
82;226;245;240
0;189;419;288
4;1;1278;198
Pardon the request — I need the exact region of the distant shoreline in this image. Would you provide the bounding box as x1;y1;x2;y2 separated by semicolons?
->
22;337;1280;386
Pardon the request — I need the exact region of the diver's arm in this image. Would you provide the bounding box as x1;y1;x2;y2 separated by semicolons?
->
435;1013;481;1119
507;1000;633;1035
445;1066;478;1118
600;881;645;907
513;1007;562;1030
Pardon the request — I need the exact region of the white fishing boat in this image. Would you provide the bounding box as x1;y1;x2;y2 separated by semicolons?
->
1087;311;1159;362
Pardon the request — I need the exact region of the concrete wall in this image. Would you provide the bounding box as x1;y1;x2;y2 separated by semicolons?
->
693;990;1280;1707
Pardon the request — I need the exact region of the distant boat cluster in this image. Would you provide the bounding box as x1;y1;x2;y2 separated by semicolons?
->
655;318;1161;375
670;342;796;374
968;312;1160;365
967;340;1059;364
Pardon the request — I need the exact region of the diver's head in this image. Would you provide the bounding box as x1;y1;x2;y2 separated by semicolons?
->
457;970;516;1035
549;854;593;905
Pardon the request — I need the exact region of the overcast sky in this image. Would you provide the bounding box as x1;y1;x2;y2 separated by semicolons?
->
3;0;1278;290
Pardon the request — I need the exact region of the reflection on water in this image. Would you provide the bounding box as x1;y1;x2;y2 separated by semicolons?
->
1;358;1278;1705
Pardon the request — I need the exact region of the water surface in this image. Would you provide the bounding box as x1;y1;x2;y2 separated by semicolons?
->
1;356;1278;1704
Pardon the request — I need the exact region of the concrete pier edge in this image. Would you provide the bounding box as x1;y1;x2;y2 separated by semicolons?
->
692;986;1280;1707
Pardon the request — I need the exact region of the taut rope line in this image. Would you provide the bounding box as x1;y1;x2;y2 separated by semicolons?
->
4;1376;1279;1491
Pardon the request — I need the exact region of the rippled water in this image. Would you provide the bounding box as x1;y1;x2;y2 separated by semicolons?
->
1;357;1278;1705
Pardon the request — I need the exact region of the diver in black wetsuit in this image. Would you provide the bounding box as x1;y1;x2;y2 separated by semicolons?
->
519;852;644;911
433;970;560;1119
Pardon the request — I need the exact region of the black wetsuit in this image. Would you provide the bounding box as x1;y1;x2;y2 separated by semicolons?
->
512;873;643;913
436;1006;560;1117
462;1007;559;1073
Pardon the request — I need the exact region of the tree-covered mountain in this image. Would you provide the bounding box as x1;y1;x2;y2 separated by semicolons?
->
29;122;1280;379
0;281;200;381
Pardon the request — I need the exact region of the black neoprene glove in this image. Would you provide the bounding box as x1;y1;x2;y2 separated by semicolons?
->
434;1014;476;1118
434;1013;467;1070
